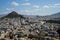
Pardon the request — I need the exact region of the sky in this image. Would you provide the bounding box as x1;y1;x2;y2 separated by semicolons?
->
0;0;60;16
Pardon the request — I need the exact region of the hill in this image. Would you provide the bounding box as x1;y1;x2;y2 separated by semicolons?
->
0;11;24;19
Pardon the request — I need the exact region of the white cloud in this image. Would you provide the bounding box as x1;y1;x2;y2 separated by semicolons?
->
49;4;60;8
20;10;31;13
43;3;60;8
21;3;31;6
6;8;10;11
54;3;60;8
34;9;40;11
33;5;40;8
6;8;14;11
11;1;19;6
24;10;31;12
43;5;49;8
54;3;60;6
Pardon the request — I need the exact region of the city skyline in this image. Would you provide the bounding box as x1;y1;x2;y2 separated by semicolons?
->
0;0;60;16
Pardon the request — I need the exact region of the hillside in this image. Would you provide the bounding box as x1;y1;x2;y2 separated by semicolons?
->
0;11;25;19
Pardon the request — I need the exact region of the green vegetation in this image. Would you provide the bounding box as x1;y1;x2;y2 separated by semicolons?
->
46;20;60;24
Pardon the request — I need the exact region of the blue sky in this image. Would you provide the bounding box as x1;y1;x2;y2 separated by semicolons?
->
0;0;60;16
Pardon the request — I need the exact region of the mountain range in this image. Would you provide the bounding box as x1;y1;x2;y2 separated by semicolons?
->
0;11;60;20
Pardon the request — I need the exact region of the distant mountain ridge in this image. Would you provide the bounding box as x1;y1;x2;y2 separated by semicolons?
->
49;12;60;18
38;12;60;20
0;11;60;20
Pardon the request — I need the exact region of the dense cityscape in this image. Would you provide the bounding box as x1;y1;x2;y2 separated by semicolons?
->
0;11;60;40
